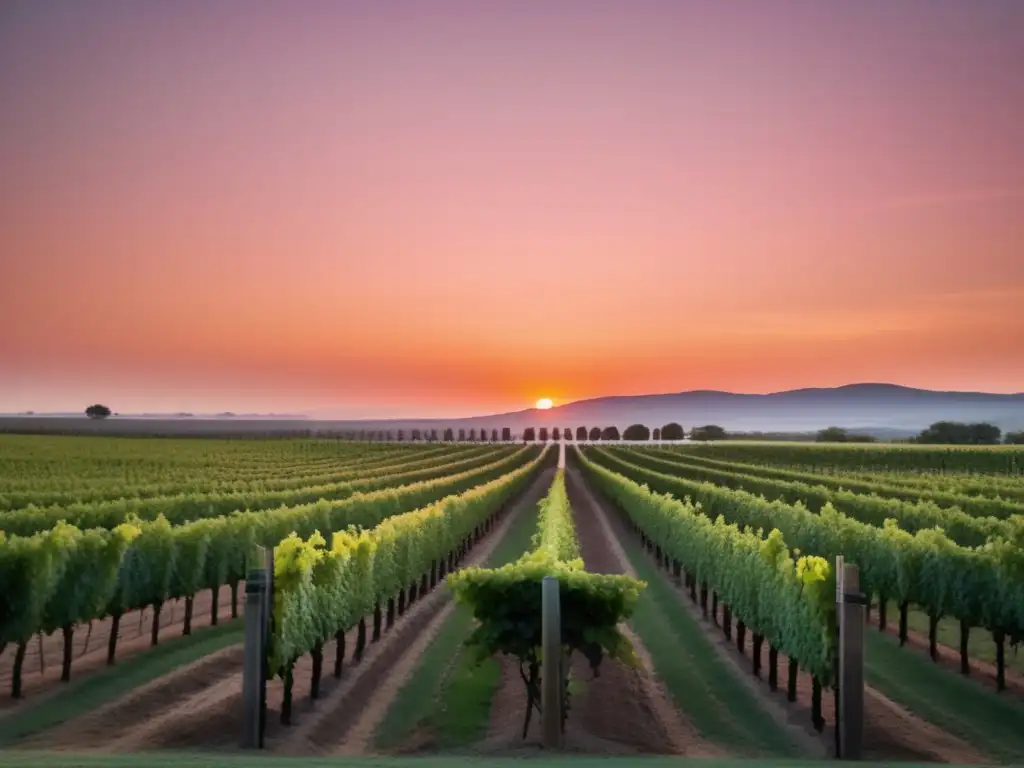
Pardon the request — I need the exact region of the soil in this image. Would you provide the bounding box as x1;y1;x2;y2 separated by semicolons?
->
330;468;555;756
15;468;553;755
0;585;242;715
475;465;719;756
589;475;991;765
876;615;1024;699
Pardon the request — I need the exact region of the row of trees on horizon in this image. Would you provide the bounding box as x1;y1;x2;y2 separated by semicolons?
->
82;405;1023;444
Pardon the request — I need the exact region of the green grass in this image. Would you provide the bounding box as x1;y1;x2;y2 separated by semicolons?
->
883;599;1024;674
613;528;804;758
371;480;544;751
0;754;969;768
0;619;243;746
864;627;1024;764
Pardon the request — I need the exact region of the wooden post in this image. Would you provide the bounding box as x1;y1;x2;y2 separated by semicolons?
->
241;549;270;749
541;576;562;749
837;556;864;760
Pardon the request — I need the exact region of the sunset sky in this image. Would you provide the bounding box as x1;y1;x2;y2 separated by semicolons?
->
2;1;1022;418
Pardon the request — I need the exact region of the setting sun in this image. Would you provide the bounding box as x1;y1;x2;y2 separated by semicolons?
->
536;398;553;410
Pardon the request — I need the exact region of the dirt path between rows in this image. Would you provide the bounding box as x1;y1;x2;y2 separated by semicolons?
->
0;586;240;715
329;467;555;756
26;466;555;755
877;617;1024;699
476;465;719;756
589;470;990;764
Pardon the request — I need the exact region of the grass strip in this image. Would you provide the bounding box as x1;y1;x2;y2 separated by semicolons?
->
371;474;544;750
613;523;804;758
884;599;1024;674
0;619;243;746
864;629;1024;764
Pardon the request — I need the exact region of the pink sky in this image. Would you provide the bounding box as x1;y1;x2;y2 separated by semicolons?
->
2;1;1022;418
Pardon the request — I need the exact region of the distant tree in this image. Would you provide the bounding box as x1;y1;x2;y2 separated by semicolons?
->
396;429;405;442
652;428;661;440
1005;431;1024;445
443;427;454;442
458;428;466;442
660;423;684;440
576;426;587;441
552;427;561;441
85;404;112;420
410;429;422;441
539;427;549;442
588;426;601;441
502;427;512;441
601;426;621;441
691;425;727;441
563;427;572;440
523;427;536;442
623;424;650;441
430;429;439;441
916;421;1001;445
469;428;477;441
817;426;850;443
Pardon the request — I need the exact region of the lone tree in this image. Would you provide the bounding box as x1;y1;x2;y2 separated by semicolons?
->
588;426;601;441
623;424;650;441
691;424;727;441
916;421;1001;445
652;427;661;440
601;426;621;441
502;427;512;441
817;426;850;443
660;422;684;440
85;404;111;420
576;426;587;441
539;427;549;442
523;427;536;442
443;428;454;441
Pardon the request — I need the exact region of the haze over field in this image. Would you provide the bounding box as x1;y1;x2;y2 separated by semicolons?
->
2;1;1023;418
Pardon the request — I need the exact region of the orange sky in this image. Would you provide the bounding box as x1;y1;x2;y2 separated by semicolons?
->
2;2;1023;417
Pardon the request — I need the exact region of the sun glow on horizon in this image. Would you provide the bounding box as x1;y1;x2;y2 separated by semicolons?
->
535;398;553;410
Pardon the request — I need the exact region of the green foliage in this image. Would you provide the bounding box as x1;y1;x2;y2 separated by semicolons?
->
576;426;588;441
600;426;620;441
679;440;1023;475
588;426;601;441
448;469;644;735
576;448;837;683
652;428;661;440
623;424;650;441
660;423;684;440
85;404;111;419
268;451;546;678
1004;431;1024;445
917;421;1002;445
588;447;1024;646
691;424;727;441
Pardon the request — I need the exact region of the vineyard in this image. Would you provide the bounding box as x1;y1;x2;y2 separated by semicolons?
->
1;434;1023;766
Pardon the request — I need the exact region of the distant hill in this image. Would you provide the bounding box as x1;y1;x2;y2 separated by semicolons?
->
310;383;1024;438
3;384;1022;438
